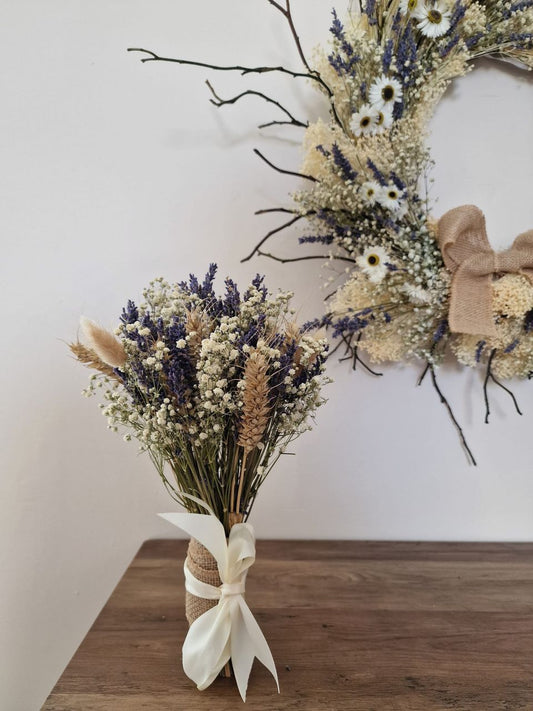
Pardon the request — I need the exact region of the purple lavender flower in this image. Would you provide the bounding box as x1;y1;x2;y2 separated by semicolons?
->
390;172;406;191
367;158;387;186
465;33;483;49
222;278;241;316
332;143;358;182
504;339;520;354
364;0;378;25
440;35;460;57
396;25;417;86
382;39;394;74
448;1;466;32
433;320;448;343
299;234;335;245
121;300;139;327
510;0;533;12
524;310;533;333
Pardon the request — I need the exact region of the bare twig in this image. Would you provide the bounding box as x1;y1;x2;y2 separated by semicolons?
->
483;349;523;424
263;1;343;128
127;47;322;83
417;362;430;386
266;0;313;73
241;214;303;263
253;148;317;182
255;207;298;215
257;250;355;264
329;337;346;358
428;365;477;466
128;1;344;129
337;333;382;375
205;80;308;129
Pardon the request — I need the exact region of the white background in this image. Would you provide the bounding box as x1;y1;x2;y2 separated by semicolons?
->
1;1;533;708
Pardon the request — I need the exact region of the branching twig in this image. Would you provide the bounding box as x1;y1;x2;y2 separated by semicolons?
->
483;349;523;424
339;333;383;376
417;362;430;386
329;336;347;358
253;148;317;182
127;47;323;83
257;250;355;264
428;365;477;466
241;214;303;263
263;0;343;128
255;207;298;215
266;0;312;73
205;80;307;129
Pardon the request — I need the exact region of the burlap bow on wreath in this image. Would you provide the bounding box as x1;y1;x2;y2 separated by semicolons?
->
437;205;533;337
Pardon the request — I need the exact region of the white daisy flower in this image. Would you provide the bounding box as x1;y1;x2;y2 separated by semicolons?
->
400;0;421;13
359;180;382;204
415;2;452;38
356;247;391;284
377;184;405;212
373;106;394;134
350;103;378;137
368;74;403;110
393;200;409;219
401;283;432;304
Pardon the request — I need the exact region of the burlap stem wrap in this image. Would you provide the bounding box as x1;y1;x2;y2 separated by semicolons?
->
185;537;222;626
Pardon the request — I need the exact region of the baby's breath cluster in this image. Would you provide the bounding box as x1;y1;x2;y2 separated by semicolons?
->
73;266;329;532
293;2;533;377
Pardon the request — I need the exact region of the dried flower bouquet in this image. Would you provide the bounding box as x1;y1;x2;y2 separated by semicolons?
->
70;266;329;699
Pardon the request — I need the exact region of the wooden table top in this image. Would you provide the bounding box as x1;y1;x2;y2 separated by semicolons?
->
43;540;533;710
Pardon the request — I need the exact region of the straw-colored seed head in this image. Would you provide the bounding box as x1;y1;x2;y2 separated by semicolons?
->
186;308;211;357
69;341;121;381
80;317;127;368
284;320;301;345
237;350;271;453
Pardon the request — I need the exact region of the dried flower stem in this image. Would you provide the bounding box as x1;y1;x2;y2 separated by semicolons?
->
235;451;248;518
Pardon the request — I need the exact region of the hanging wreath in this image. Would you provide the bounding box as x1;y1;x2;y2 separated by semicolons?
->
129;0;533;462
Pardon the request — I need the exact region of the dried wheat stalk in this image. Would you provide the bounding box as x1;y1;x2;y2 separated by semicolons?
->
237;350;271;453
186;308;211;358
284;320;301;345
69;342;121;381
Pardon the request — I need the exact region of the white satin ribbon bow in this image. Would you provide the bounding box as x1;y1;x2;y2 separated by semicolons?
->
159;502;279;702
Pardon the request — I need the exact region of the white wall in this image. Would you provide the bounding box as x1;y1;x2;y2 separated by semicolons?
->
1;1;533;708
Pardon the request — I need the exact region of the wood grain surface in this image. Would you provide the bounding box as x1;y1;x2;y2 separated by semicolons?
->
43;540;533;710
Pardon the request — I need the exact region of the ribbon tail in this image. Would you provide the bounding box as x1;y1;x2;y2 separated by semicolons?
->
230;601;255;702
183;601;232;691
232;597;279;701
158;512;228;568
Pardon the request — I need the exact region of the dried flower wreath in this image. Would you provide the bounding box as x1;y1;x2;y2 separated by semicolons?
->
129;0;533;462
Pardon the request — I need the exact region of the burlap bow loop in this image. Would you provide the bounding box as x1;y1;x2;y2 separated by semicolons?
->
437;205;533;337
